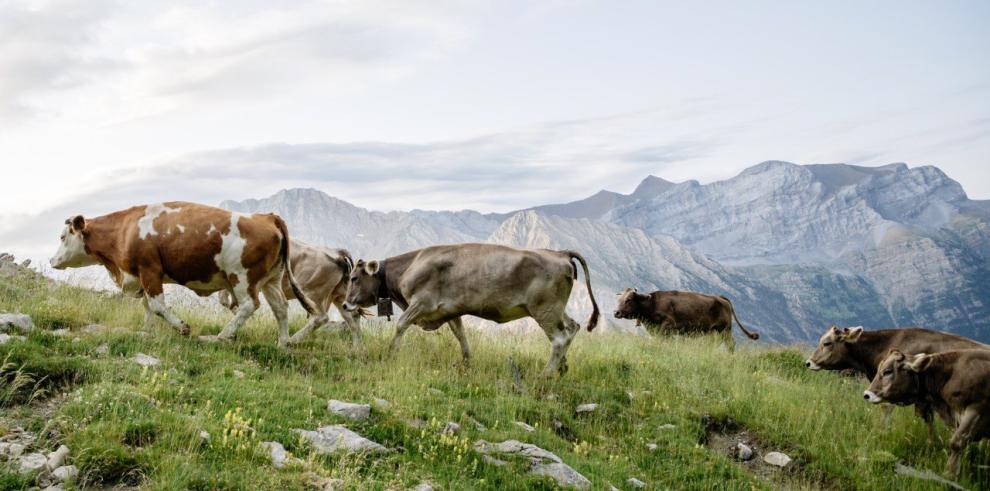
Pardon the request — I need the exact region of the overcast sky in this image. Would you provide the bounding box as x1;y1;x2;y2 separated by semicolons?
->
1;0;989;255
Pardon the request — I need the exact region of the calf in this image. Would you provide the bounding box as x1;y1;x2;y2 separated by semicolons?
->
342;243;600;377
613;288;758;350
865;349;990;477
218;239;363;346
804;326;987;439
50;202;321;347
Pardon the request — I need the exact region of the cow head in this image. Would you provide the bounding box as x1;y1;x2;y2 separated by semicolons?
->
50;215;98;269
864;349;929;404
342;259;381;311
614;287;646;320
805;325;864;370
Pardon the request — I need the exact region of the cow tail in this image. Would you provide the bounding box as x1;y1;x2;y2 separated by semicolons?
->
567;251;600;331
273;215;318;316
722;296;759;340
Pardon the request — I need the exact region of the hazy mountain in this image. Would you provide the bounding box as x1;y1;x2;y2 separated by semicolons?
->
220;161;990;343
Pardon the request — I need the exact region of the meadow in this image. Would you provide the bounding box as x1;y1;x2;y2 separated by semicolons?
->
1;267;986;490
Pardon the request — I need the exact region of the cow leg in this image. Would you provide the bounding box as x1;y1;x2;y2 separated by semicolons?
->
141;296;156;331
536;316;574;378
946;406;980;478
334;299;363;349
446;317;471;366
916;404;940;443
721;328;735;353
287;310;330;345
388;302;424;360
881;404;894;429
262;281;291;348
217;284;258;342
140;270;190;336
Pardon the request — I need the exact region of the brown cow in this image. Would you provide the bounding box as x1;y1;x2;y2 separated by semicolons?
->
865;349;990;477
342;243;600;377
613;288;758;350
49;202;320;346
218;238;364;346
804;325;987;439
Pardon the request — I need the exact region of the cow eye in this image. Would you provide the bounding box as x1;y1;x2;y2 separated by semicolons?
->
823;341;832;347
350;277;357;283
883;368;893;376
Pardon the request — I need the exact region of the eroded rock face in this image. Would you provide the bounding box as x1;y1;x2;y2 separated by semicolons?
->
473;440;591;489
293;425;388;454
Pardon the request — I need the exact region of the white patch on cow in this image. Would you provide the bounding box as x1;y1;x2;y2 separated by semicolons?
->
206;224;217;236
147;293;184;328
176;224;186;233
117;271;142;297
137;203;181;240
805;359;822;370
864;391;882;404
214;213;250;300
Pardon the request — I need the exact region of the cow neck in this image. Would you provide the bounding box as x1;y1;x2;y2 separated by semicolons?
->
83;215;127;282
915;358;954;408
846;330;891;379
379;252;414;307
375;259;390;301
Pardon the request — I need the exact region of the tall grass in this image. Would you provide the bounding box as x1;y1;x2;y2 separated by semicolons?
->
0;271;986;490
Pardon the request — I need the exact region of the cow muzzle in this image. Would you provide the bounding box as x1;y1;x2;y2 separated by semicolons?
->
805;359;821;370
342;302;358;312
863;390;882;404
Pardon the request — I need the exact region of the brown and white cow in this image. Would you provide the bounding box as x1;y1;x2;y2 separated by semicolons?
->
342;243;600;377
865;349;990;477
613;288;758;350
49;202;321;347
804;325;987;439
218;238;364;346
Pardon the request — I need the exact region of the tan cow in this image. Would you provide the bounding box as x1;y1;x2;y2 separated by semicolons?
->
613;288;759;351
805;325;987;439
218;238;363;346
49;202;322;346
865;349;990;477
342;243;600;377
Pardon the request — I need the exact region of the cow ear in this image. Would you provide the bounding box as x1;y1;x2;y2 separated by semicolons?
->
907;353;933;372
68;215;86;233
844;326;864;343
364;260;380;275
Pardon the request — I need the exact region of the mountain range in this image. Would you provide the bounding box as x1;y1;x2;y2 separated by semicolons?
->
221;161;990;343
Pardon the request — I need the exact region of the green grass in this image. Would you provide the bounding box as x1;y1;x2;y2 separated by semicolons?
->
1;270;988;490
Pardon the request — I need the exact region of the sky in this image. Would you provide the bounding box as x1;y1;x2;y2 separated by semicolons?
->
1;0;989;256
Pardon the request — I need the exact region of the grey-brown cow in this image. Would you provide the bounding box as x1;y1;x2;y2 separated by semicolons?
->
218;238;363;346
613;288;758;350
805;325;987;440
342;243;600;377
865;349;990;478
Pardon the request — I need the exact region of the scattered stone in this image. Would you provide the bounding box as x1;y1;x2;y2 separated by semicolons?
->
372;398;391;410
18;452;47;473
50;329;71;337
646;443;658;451
46;444;70;469
468;416;486;432
412;482;434;491
515;421;535;432
0;442;26;457
763;451;792;467
575;403;598;414
474;439;590;489
132;353;161;367
199;430;210;441
427;388;444;396
404;418;427;429
92;343;109;355
41;485;65;491
51;465;78;482
482;455;508;466
327;400;371;421
658;424;676;430
441;422;461;435
301;471;345;491
80;324;108;335
894;463;967;490
260;441;300;469
197;335;221;343
293;425;388;454
232;369;246;379
0;333;26;344
0;313;34;333
626;477;646;488
20;259;31;268
736;443;753;461
626;390;636;401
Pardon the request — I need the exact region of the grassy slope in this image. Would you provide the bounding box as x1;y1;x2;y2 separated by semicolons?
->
1;270;987;490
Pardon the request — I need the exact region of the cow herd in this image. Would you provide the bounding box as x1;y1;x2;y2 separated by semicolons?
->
49;202;989;478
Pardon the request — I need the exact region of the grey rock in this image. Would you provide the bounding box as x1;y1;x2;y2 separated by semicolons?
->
0;333;26;344
80;324;108;335
93;343;109;355
46;445;70;469
132;353;161;367
626;477;646;488
293;425;388;454
232;369;246;378
427;388;444;396
301;471;345;491
18;452;47;473
482;455;507;466
658;424;676;430
0;442;26;457
372;398;391;410
260;441;300;469
441;422;460;435
474;439;590;489
327;400;371;421
50;329;71;337
51;465;78;482
412;482;434;491
0;313;34;333
469;417;487;432
41;485;65;491
575;403;598;414
530;462;592;489
763;451;792;467
514;421;535;432
645;443;658;451
736;443;753;461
